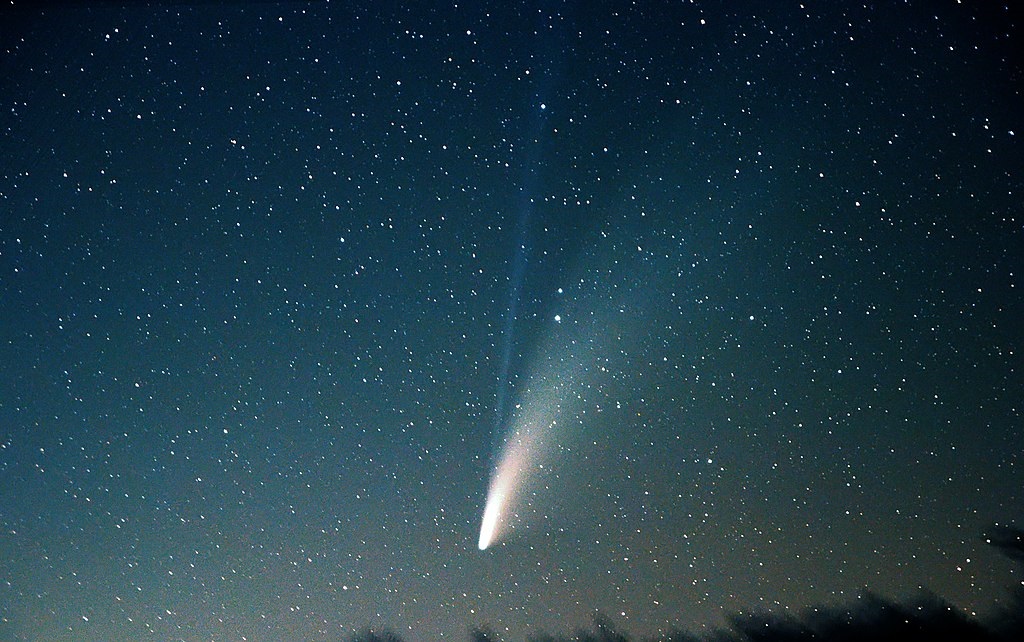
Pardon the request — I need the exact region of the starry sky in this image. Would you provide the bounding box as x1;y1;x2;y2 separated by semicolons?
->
1;1;1022;641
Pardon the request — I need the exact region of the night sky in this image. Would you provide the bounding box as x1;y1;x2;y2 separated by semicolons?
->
1;1;1023;641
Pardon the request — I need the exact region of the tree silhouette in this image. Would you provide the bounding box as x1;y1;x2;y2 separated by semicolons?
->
338;526;1024;642
471;625;502;642
346;628;406;642
984;525;1024;640
729;590;996;642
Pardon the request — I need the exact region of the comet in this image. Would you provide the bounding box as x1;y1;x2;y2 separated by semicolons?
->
477;475;507;550
477;325;585;552
478;426;534;550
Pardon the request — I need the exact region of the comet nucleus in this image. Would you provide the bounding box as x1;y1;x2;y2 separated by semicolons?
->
478;423;541;550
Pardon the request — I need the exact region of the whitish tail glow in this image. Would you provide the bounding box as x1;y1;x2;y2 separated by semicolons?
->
477;182;655;551
478;479;506;550
478;422;544;550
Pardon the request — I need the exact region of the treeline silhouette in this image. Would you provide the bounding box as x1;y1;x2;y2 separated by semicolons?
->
348;527;1024;642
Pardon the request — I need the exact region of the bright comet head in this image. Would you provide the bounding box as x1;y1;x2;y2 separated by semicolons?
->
478;418;547;551
478;483;505;550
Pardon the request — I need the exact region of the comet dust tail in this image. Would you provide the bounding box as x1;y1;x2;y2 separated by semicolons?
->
478;447;519;551
478;481;506;550
478;416;548;550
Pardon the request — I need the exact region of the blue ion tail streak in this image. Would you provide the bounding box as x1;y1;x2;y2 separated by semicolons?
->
481;209;530;550
482;41;559;549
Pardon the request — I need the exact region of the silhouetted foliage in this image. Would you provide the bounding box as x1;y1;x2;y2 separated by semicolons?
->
524;612;631;642
472;625;502;642
346;628;406;642
660;631;735;642
345;527;1024;642
986;525;1024;562
730;591;996;642
985;526;1024;640
576;612;630;642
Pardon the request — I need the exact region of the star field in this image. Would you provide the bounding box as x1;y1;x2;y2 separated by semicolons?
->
1;2;1022;641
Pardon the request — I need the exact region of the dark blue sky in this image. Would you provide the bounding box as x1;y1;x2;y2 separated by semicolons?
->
1;2;1022;640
